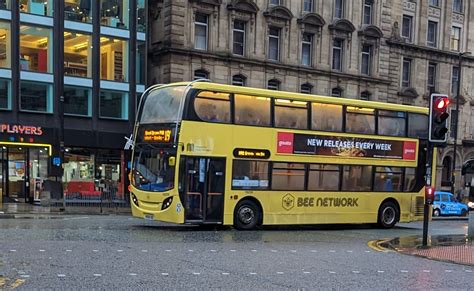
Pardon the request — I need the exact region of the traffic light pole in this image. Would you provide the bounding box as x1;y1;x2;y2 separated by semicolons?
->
422;144;434;247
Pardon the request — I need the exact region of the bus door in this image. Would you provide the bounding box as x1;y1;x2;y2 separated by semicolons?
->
182;157;225;223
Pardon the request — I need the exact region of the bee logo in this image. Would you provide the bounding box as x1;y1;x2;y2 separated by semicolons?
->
282;194;295;211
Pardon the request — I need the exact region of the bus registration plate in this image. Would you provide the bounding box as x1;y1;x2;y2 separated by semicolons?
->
144;214;154;221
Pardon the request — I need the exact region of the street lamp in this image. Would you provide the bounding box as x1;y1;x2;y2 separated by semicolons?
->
451;51;471;195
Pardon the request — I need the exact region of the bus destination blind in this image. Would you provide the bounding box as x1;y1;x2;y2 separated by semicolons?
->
142;129;173;143
277;132;417;160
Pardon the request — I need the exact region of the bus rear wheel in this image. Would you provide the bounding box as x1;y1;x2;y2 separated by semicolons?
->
234;200;260;230
377;201;399;229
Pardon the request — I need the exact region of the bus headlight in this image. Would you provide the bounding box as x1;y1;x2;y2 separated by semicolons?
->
131;194;139;207
161;196;173;210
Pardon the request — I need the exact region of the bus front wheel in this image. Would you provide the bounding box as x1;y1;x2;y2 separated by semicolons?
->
377;201;399;229
234;200;260;230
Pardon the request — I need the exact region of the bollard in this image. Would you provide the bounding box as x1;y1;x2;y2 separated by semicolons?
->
469;211;474;238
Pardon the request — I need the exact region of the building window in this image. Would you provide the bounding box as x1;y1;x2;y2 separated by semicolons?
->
331;87;342;97
64;0;92;23
427;21;438;47
0;79;11;110
0;21;11;69
64;86;91;116
64;31;92;78
300;83;312;94
360;91;370;100
194;13;208;50
194;70;209;80
19;0;52;16
268;27;280;61
100;90;128;119
232;75;246;86
402;58;411;88
363;0;373;25
427;62;437;93
450;109;458;138
334;0;344;19
0;1;11;10
136;41;146;84
20;81;52;113
453;0;462;13
361;44;372;75
100;0;129;29
301;33;312;66
303;0;313;12
401;15;413;42
441;157;452;183
20;25;53;73
233;20;245;56
137;0;146;32
451;27;461;51
100;36;128;82
332;39;343;71
269;0;281;6
267;79;280;90
429;0;439;7
451;66;459;96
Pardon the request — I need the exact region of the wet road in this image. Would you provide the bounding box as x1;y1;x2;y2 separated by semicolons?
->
0;215;472;289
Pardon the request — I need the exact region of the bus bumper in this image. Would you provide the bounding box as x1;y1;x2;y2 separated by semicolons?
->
130;192;185;224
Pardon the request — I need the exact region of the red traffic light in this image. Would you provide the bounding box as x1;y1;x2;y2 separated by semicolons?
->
425;186;435;204
434;97;450;111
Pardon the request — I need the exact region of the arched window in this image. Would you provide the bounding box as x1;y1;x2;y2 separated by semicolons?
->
232;74;246;86
267;79;280;90
300;83;313;94
194;70;209;80
360;91;370;100
331;87;342;97
441;156;452;185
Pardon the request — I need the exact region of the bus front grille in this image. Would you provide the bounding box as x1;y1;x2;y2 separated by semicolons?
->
414;197;424;216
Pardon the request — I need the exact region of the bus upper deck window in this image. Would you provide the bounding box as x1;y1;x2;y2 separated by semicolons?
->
195;91;231;123
312;103;342;132
378;110;406;137
234;94;271;126
274;99;308;129
345;107;375;134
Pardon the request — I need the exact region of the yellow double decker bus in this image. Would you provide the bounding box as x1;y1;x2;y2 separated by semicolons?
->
129;81;432;229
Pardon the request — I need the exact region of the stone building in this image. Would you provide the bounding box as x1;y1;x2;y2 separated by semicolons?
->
148;0;474;193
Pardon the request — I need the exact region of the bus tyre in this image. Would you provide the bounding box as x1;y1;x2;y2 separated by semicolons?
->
433;209;441;217
234;200;260;230
377;201;399;229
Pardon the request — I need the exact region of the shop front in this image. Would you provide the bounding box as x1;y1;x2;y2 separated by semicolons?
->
0;123;53;204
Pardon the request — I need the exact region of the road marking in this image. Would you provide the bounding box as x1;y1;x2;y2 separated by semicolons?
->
230;250;236;252
352;271;360;274
311;250;317;253
210;250;217;252
117;250;124;252
444;270;453;273
19;275;29;278
290;250;297;253
129;273;137;276
222;272;229;275
9;250;16;252
377;270;385;273
165;250;171;252
401;270;408;273
249;272;257;275
141;250;148;253
161;273;169;276
188;250;194;252
329;271;336;274
17;271;25;275
271;250;277;252
346;250;353;253
276;272;284;274
465;270;473;273
57;274;66;277
303;271;311;274
93;274;102;277
39;250;45;252
365;250;371;253
423;270;430;273
193;272;200;275
66;250;72;252
251;250;257;252
329;250;336;253
93;250;99;253
10;279;25;289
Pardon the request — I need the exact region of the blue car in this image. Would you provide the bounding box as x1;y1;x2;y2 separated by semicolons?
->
433;191;469;217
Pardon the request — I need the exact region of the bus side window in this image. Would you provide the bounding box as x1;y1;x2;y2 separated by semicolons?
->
274;99;308;129
194;91;231;123
234;94;271;126
404;168;416;192
345;107;375;134
378;111;406;137
408;113;428;139
374;167;403;192
312;103;343;132
342;165;373;191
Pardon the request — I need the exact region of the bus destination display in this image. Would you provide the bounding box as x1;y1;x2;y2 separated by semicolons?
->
277;132;417;161
233;148;271;159
143;129;172;143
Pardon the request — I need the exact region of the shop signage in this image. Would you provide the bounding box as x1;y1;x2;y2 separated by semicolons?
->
1;124;43;136
277;132;417;161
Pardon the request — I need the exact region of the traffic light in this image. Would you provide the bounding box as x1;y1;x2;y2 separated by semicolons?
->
429;94;450;144
425;186;435;205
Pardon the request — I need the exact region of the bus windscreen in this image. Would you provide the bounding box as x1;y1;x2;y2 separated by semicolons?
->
140;86;186;124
